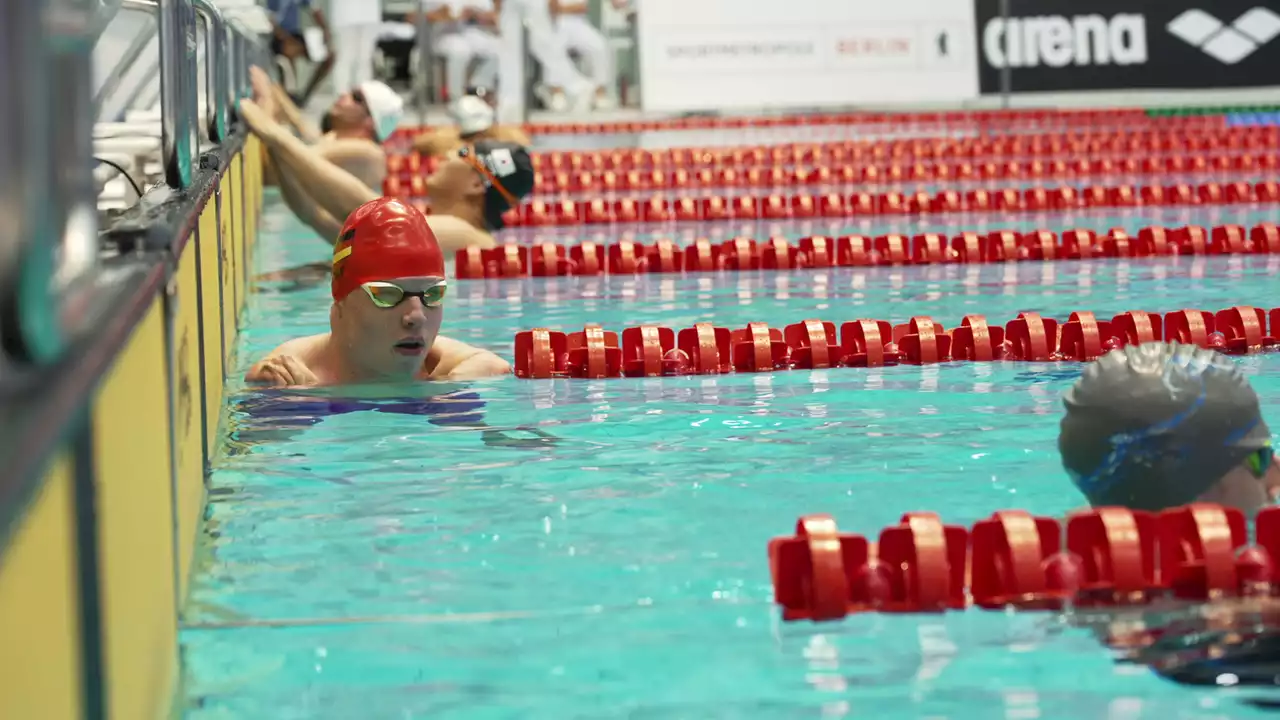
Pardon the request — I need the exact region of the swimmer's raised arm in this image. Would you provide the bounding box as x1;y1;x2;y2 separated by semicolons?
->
240;99;381;234
274;155;344;240
268;79;323;143
422;335;511;380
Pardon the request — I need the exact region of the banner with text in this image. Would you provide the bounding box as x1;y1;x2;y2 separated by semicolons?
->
975;0;1280;93
636;0;980;112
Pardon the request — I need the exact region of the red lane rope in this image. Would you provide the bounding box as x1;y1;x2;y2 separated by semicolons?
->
511;306;1280;379
424;180;1280;229
387;107;1221;140
384;127;1278;177
459;222;1280;280
386;151;1280;200
769;504;1280;621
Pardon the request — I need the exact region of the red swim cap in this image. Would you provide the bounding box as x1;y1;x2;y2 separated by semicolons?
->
331;198;444;301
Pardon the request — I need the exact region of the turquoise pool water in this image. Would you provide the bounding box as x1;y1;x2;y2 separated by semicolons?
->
181;190;1280;717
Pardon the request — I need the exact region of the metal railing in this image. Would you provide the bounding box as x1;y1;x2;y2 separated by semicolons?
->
1;0;264;368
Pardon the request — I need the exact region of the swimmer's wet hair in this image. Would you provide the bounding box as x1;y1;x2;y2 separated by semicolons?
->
1059;341;1269;511
320;111;334;134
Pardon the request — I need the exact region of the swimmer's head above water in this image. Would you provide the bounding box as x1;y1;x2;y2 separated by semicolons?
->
426;140;535;230
326;80;404;143
330;197;446;378
1059;342;1280;515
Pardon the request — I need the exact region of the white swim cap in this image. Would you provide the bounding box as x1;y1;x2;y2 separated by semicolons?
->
357;80;404;143
452;94;495;137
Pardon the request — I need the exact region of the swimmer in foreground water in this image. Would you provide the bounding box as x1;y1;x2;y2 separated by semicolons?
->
1057;343;1280;693
246;197;510;386
1059;342;1279;515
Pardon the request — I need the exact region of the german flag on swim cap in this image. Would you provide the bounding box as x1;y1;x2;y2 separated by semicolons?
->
331;198;444;301
1059;341;1272;511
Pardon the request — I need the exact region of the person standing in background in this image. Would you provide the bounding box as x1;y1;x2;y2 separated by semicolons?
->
267;0;334;106
550;0;615;110
329;0;384;91
494;0;591;115
416;1;502;101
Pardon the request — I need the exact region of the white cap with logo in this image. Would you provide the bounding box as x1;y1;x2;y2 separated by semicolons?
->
357;80;405;143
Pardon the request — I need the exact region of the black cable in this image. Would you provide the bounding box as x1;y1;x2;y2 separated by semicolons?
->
93;156;143;197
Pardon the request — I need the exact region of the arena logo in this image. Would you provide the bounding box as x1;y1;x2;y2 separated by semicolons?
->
1166;8;1280;64
983;13;1148;68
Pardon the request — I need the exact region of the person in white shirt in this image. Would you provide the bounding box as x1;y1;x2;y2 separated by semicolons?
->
494;0;591;113
550;0;615;109
329;0;384;90
425;0;503;100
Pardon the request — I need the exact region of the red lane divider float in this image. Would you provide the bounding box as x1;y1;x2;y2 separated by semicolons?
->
769;504;1280;621
385;127;1279;177
440;181;1280;229
388;107;1220;140
511;306;1280;379
458;222;1280;279
385;151;1280;199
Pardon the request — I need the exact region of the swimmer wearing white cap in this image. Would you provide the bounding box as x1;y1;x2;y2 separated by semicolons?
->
250;66;403;192
239;88;537;259
413;90;532;158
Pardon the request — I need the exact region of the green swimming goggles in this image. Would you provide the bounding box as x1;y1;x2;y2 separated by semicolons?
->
1246;441;1274;479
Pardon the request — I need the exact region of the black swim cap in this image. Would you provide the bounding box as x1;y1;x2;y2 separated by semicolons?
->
1059;342;1271;511
320;110;334;134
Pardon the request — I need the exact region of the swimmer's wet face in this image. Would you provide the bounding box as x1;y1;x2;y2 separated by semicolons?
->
425;152;485;201
333;275;445;376
329;197;446;380
329;89;372;132
1059;342;1280;515
427;142;536;230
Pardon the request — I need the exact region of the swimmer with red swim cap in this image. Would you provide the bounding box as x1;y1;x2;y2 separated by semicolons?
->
245;198;509;386
1060;342;1279;515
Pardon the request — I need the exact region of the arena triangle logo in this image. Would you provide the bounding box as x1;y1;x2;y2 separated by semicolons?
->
1167;8;1280;64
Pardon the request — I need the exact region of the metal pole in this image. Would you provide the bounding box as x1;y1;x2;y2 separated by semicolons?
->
192;0;228;142
521;22;533;124
998;0;1011;110
93;15;160;119
0;0;57;363
414;12;432;126
158;0;195;187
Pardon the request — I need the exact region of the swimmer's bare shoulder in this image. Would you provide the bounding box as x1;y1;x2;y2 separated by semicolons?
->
421;335;510;380
426;214;496;253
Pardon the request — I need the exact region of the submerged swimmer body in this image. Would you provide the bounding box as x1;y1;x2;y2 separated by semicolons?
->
246;197;510;386
1056;342;1280;692
233;385;556;449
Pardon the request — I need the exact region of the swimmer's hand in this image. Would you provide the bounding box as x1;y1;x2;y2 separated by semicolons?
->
249;66;275;104
481;427;560;449
246;355;319;388
238;98;280;140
